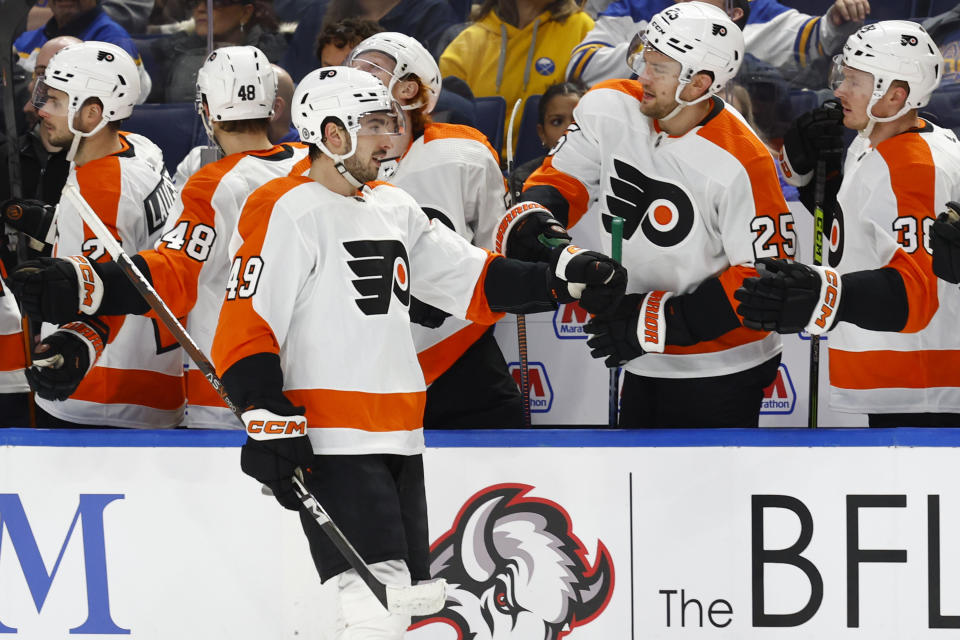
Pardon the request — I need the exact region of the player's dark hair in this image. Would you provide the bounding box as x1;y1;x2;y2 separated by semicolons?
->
538;80;587;126
217;117;271;135
315;18;384;61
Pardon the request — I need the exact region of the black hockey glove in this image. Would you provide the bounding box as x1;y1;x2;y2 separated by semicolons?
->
25;320;107;401
240;397;315;512
782;100;844;177
10;256;106;323
1;198;57;252
494;201;572;262
930;202;960;285
408;296;450;329
548;244;627;315
583;293;646;367
734;258;842;334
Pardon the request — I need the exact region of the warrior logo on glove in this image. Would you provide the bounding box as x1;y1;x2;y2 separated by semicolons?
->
604;159;695;247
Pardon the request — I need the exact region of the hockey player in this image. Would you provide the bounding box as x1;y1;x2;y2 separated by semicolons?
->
347;32;523;427
210;66;625;638
568;0;870;86
11;46;311;429
511;2;794;427
736;21;960;427
1;41;183;428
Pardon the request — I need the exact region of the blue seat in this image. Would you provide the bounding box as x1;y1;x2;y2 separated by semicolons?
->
122;102;204;176
513;94;543;168
928;0;959;17
474;96;506;155
922;85;960;132
867;0;918;21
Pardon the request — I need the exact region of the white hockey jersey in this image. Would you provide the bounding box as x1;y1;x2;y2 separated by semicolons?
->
43;133;184;428
525;79;793;378
567;0;855;85
142;143;310;428
0;263;29;393
389;123;508;383
212;178;501;455
827;121;960;414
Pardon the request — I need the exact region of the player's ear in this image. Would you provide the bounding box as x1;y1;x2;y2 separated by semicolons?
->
322;120;347;152
395;78;420;102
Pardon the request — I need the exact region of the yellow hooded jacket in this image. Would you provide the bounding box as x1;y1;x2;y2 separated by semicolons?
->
439;9;594;156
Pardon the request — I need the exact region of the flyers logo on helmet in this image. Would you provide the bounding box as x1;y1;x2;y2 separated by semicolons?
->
344;239;411;315
604;158;696;248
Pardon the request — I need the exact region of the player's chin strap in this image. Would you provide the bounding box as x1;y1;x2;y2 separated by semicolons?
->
335;161;364;189
659;86;716;123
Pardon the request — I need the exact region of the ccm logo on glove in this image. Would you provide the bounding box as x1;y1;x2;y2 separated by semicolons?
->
246;419;307;437
68;256;99;310
814;269;840;330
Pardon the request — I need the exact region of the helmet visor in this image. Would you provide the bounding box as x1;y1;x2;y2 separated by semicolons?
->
347;52;399;88
356;105;405;138
31;78;69;117
829;54;873;96
626;32;681;80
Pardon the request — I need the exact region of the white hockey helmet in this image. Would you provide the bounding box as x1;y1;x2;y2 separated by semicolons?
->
32;40;139;137
345;32;441;113
196;46;277;123
627;2;743;112
293;67;404;185
832;21;942;129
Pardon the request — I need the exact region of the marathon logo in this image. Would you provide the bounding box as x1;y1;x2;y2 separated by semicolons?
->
508;361;554;413
761;364;796;415
552;301;590;339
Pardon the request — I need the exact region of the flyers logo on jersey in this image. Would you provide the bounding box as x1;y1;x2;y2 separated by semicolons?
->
604;159;695;247
344;240;411;315
827;204;845;268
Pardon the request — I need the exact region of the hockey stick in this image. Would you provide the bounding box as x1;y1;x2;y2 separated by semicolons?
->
62;183;446;615
607;216;624;428
505;98;532;426
1;0;39;428
808;158;826;429
291;470;446;615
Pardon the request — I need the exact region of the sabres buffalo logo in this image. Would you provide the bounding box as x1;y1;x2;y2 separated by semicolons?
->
604;159;696;247
411;484;614;640
344;239;410;315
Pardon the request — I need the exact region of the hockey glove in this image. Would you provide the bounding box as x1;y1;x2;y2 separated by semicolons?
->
930;202;960;285
584;291;674;367
494;201;572;262
240;398;314;512
781;100;844;179
25;320;107;401
10;256;105;323
734;258;842;335
548;244;627;315
1;198;57;253
408;296;450;329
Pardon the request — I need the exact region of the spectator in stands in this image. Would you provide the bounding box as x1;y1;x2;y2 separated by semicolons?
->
0;36;78;207
268;64;298;143
14;0;153;103
508;79;586;202
439;0;594;157
317;18;383;67
281;0;457;83
148;0;285;103
924;2;960;86
567;0;870;88
101;0;155;34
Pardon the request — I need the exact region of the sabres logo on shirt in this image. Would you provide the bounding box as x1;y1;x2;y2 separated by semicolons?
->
344;239;411;315
603;158;696;247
